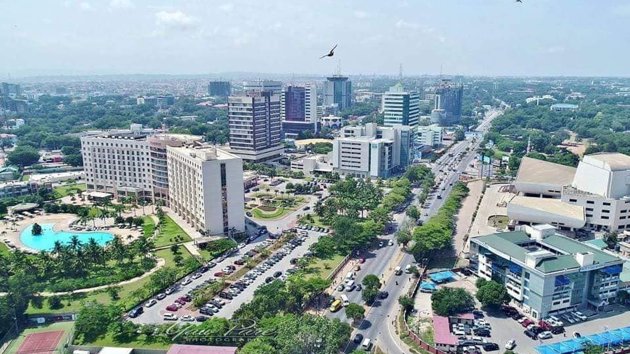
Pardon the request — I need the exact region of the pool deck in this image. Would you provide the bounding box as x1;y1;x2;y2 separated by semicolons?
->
1;213;142;253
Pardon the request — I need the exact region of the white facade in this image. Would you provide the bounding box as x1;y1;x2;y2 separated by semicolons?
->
415;124;443;147
511;153;630;232
331;123;413;178
167;146;245;236
305;83;318;123
242;80;282;95
382;84;420;127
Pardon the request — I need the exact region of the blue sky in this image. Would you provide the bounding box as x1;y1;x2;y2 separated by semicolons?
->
1;0;629;77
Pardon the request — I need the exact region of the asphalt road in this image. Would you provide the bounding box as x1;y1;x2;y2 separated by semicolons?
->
130;229;324;324
337;109;502;353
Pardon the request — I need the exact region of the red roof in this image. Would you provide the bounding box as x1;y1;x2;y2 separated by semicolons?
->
166;345;238;354
453;312;474;320
433;315;459;346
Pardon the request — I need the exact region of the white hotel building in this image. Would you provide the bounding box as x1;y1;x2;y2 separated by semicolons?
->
167;146;245;236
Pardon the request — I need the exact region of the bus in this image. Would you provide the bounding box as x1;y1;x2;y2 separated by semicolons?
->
329;299;342;312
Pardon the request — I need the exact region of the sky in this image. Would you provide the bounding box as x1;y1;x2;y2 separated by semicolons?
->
1;0;630;77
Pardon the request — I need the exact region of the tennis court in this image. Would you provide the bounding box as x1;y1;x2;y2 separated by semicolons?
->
5;322;74;354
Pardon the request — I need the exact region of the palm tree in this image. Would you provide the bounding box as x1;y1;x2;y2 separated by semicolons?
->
108;236;126;264
85;238;104;265
69;235;81;254
112;204;125;217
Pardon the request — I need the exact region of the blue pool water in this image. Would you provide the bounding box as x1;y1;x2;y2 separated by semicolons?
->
20;223;114;251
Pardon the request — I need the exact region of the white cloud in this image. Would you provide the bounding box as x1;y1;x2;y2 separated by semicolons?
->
395;19;419;30
155;10;199;31
546;46;565;54
109;0;134;9
219;3;234;12
79;2;92;10
354;10;369;19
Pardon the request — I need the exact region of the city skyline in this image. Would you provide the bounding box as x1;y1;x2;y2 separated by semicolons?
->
2;1;630;77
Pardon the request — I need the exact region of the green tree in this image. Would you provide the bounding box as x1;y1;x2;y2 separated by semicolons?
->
431;287;475;316
345;303;366;323
240;338;276;354
396;228;412;248
7;145;40;167
398;295;415;312
582;344;605;354
603;232;618;249
362;274;381;304
31;223;43;236
406;205;420;220
476;279;508;308
75;301;122;343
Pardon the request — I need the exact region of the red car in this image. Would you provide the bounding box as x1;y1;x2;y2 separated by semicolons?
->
175;299;186;305
214;271;225;277
521;319;534;327
234;259;245;265
178;296;190;303
359;258;366;264
538;320;552;331
166;304;178;312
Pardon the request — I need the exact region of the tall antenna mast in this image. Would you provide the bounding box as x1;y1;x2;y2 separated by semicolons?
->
439;64;443;79
336;60;341;76
398;63;403;83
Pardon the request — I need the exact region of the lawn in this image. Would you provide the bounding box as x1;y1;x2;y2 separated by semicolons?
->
298;214;328;228
88;331;171;350
302;253;346;280
26;246;199;315
142;216;155;237
488;215;509;229
251;206;288;219
0;242;10;256
5;321;75;354
53;183;87;198
153;215;192;247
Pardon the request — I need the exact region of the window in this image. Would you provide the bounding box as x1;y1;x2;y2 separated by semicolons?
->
602;216;609;220
587;200;595;205
603;202;611;206
524;272;530;279
586;208;594;211
602;210;610;213
586;214;593;217
569;199;577;202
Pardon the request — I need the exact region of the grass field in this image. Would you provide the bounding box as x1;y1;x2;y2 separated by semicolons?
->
26;246;198;315
298;215;328;228
5;321;74;354
88;331;171;349
142;216;155;237
153;215;192;247
53;183;87;199
0;242;10;256
251;207;288;219
303;253;346;280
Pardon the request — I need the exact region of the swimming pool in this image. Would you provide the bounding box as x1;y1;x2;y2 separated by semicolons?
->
20;223;114;251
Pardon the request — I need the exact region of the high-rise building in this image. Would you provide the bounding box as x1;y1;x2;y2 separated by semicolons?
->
0;82;21;98
331;123;413;178
208;81;232;97
382;83;420;127
280;84;319;137
167;146;245;236
242;80;283;95
324;75;352;111
228;91;283;162
431;80;463;125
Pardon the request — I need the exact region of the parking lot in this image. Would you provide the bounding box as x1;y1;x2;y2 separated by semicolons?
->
130;229;324;324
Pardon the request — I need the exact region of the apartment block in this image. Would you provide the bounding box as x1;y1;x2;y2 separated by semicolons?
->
382;83;420;127
167;146;245;236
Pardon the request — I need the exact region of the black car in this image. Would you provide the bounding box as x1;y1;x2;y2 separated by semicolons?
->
482;343;499;351
199;308;213;315
378;291;389;299
524;329;537;339
265;277;274;283
128;307;143;318
353;333;364;344
474;329;490;337
273;271;282;278
199;265;209;273
551;326;565;335
195;316;208;322
219;291;233;299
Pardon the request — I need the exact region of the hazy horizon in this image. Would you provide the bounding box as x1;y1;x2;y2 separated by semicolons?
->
2;1;630;78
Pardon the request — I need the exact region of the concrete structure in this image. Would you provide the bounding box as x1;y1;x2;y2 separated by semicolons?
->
324;75;352;111
415;124;443;147
331;123;413;178
381;83;420;127
228;90;283;162
431;80;463;125
290;154;333;177
207;81;231;97
0;181;39;198
167;146;245;236
81;126;200;202
550;103;578;112
320;115;343;128
280;84;319;137
510;153;630;232
242;80;282;95
470;224;624;319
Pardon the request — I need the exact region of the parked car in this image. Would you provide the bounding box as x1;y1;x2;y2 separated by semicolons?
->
551;326;565;335
181;315;195;322
524;329;537;339
353;333;364;344
482;343;499;351
163;313;178;321
195;316;208;322
538;331;553;340
144;299;157;308
505;339;516;350
214;271;225;277
166;304;178;312
156;293;166;300
128;307;143;318
378;291;389;299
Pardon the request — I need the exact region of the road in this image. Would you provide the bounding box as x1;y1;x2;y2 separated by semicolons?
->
333;109;502;353
131;229;324;324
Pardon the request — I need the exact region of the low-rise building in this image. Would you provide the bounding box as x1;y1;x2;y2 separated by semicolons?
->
470;224;624;319
415;124;443;147
331;123;413;178
291;154;333;177
509;153;630;232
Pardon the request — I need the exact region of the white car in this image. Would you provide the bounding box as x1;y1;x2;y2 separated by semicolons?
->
538;331;552;340
180;314;195;322
163;313;178;321
144;299;157;308
388;240;394;246
505;339;516;350
573;311;587;321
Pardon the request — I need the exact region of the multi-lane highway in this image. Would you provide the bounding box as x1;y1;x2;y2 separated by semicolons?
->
331;108;502;353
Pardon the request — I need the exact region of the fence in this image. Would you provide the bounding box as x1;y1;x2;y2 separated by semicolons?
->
326;253;351;281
